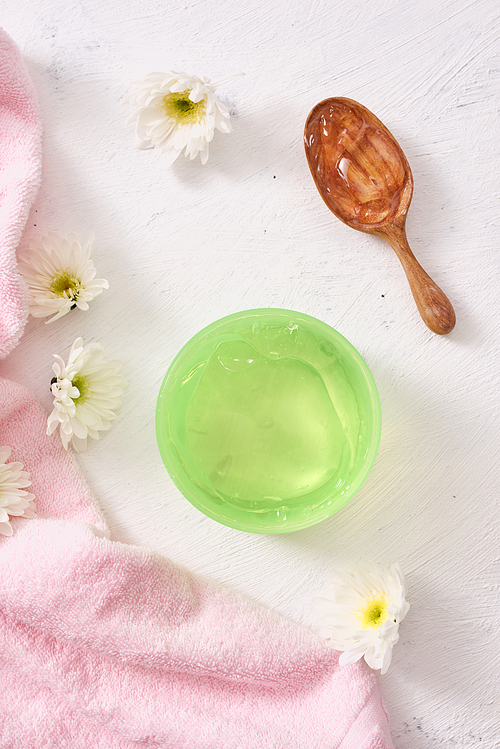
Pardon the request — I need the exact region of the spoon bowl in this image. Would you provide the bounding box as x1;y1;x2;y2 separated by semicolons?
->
304;97;455;335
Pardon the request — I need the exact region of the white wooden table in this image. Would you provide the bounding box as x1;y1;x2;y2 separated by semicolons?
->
2;0;499;745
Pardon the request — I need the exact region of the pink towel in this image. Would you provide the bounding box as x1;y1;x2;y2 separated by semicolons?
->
0;377;395;748
0;28;42;360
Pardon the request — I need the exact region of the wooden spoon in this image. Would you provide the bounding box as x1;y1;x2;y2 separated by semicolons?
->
304;97;455;335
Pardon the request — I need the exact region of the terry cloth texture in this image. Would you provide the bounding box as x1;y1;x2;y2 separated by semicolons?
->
0;28;42;360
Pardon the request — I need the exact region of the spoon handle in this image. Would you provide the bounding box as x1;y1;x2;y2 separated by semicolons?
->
381;226;456;335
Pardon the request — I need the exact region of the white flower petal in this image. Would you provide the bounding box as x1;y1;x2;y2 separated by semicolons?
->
47;339;128;452
18;232;108;323
338;648;366;667
0;449;37;534
125;70;240;165
313;562;409;675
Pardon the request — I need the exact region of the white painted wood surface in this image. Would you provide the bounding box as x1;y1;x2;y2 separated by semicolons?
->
2;0;499;745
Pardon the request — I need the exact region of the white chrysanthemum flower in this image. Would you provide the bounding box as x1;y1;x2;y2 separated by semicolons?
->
313;562;410;675
18;232;109;324
125;70;240;165
47;337;128;453
0;446;37;537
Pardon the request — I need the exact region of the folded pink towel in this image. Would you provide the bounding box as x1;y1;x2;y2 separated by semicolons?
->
0;28;42;360
0;377;395;748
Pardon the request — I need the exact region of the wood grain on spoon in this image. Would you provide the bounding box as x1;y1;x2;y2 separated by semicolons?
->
304;97;456;335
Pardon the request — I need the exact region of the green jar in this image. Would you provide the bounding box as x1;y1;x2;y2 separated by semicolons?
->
156;309;381;533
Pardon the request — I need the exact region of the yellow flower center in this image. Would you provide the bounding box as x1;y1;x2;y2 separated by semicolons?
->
71;375;89;405
357;594;390;629
161;90;206;123
50;270;82;299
